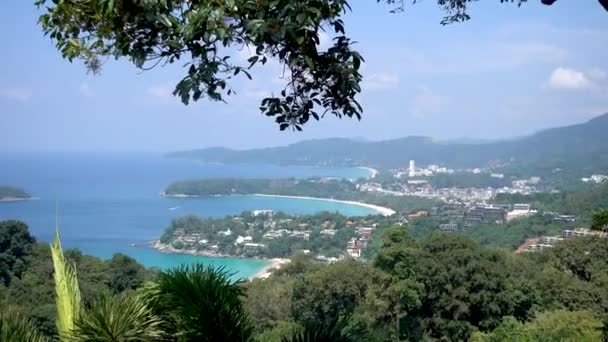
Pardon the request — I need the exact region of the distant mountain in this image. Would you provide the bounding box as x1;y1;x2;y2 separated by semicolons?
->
168;113;608;172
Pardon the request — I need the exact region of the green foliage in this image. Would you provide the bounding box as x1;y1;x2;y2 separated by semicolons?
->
291;259;373;325
473;311;603;342
254;321;300;342
165;178;357;198
0;220;35;285
464;213;571;249
107;253;148;294
0;186;30;200
591;209;608;231
495;182;608;224
142;264;253;341
50;229;81;339
0;308;49;342
0;221;155;339
36;0;364;130
68;292;163;342
243;279;293;333
281;316;363;342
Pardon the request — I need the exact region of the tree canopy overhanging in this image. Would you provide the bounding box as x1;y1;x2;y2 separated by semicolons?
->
35;0;608;130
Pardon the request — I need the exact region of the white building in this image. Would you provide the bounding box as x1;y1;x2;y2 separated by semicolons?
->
409;160;416;177
252;209;275;217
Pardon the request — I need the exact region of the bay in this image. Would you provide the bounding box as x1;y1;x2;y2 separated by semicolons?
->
0;152;373;279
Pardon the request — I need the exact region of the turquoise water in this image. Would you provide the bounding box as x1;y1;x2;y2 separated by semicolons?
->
0;152;373;279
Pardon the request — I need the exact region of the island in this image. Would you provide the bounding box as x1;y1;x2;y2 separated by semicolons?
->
0;186;31;202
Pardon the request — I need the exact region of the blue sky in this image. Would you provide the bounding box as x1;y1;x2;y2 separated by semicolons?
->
1;1;607;152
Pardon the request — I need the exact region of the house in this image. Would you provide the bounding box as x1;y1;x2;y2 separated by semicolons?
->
218;229;232;236
290;231;310;240
235;235;253;245
320;229;337;236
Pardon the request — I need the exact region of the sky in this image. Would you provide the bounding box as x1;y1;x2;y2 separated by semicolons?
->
1;1;607;152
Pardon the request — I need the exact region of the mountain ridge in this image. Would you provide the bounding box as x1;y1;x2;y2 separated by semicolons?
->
168;113;608;171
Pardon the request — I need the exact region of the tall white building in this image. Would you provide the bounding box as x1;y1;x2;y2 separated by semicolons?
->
409;160;415;177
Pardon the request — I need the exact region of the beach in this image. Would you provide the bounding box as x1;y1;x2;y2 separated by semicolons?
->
250;258;291;280
148;240;289;279
252;194;396;216
358;166;379;178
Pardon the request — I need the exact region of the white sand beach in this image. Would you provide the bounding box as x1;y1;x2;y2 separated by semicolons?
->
251;258;291;280
252;194;396;216
358;166;379;178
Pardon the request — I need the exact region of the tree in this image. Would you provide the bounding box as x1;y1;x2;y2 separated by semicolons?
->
106;253;148;294
472;310;603;342
0;220;36;285
542;0;608;12
592;209;608;232
37;0;608;131
291;259;373;326
35;0;364;131
142;264;253;341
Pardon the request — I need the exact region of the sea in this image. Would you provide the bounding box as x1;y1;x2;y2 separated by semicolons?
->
0;152;374;279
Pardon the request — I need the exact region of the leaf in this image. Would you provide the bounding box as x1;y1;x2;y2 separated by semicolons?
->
51;225;81;339
158;14;172;28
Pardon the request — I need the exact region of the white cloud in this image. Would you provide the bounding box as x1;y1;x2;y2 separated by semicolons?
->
0;86;32;101
498;43;569;66
79;83;93;98
244;88;272;99
411;86;445;118
147;83;177;104
546;67;594;90
364;73;400;91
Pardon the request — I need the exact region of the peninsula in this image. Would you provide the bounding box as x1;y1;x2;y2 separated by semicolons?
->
152;211;389;261
0;186;31;202
161;177;438;215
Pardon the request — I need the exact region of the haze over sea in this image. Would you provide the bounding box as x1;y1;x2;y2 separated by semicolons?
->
0;152;373;278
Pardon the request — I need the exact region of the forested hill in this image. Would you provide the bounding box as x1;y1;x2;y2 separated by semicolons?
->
0;186;30;201
168;113;608;171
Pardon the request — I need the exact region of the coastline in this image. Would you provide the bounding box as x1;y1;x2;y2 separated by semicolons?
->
161;192;396;216
251;194;395;216
250;258;290;280
358;166;379;179
0;197;33;203
148;240;289;279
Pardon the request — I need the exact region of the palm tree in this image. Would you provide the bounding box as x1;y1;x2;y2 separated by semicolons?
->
0;309;49;342
67;292;163;342
141;264;254;341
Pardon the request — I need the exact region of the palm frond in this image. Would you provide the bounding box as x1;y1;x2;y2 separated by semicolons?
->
282;316;364;342
0;308;49;342
51;227;81;338
141;264;253;341
67;292;163;342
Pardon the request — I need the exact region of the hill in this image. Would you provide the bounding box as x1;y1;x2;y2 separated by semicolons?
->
168;113;608;174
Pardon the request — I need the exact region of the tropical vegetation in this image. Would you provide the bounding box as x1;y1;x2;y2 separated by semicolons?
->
3;217;608;341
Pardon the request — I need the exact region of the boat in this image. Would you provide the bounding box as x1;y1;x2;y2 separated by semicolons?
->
168;206;180;211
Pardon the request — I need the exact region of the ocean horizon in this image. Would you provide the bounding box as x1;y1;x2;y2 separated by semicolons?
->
0;152;374;279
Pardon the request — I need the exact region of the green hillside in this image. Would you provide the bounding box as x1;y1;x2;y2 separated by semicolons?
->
169;113;608;175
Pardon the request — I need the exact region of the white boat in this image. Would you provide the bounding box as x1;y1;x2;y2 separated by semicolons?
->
168;206;180;211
